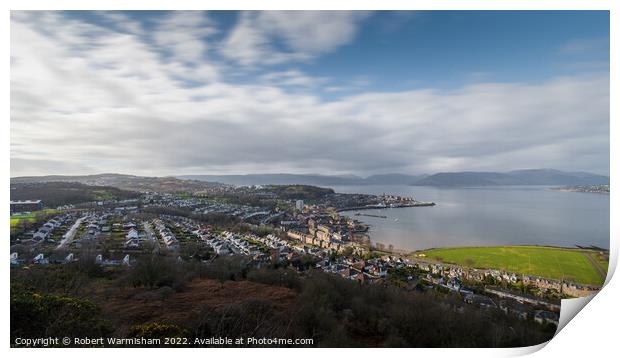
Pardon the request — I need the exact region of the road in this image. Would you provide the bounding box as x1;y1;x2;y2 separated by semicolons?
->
143;221;160;254
56;216;86;250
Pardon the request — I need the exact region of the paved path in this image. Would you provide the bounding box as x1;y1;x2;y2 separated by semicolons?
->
143;221;160;254
582;252;607;281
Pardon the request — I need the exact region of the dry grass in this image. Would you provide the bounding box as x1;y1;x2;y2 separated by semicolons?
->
95;278;298;332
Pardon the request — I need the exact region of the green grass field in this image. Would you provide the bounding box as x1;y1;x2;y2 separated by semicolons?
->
10;209;61;228
415;246;607;286
590;252;609;273
10;214;36;227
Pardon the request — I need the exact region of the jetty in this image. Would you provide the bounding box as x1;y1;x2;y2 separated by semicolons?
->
355;213;388;219
337;201;436;212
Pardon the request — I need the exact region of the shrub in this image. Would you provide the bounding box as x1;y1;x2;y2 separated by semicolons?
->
10;285;112;344
203;256;249;286
129;322;188;340
68;247;106;278
11;265;90;296
125;256;189;291
247;267;301;290
189;300;285;345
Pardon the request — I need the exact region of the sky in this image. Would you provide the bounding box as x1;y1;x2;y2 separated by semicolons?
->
10;10;610;177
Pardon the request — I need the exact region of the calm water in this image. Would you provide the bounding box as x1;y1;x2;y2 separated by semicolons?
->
331;185;609;251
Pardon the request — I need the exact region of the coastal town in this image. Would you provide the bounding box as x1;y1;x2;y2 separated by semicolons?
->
11;179;606;329
553;184;610;194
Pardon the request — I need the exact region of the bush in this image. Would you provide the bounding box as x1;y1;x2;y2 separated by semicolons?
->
203;256;249;286
129;322;188;340
132;286;176;301
247;267;302;290
290;254;320;271
68;247;106;278
284;270;554;347
125;256;189;291
10;285;112;344
189;300;287;346
11;254;555;348
11;265;91;296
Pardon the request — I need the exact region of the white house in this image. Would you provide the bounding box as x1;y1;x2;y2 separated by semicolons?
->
33;231;47;241
125;238;140;248
33;253;49;265
126;228;139;240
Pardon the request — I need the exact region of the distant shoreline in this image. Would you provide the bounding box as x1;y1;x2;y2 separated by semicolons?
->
371;244;610;258
550;185;609;194
336;202;436;213
412;244;609;253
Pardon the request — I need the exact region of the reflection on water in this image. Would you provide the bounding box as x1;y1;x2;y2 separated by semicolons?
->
331;185;609;251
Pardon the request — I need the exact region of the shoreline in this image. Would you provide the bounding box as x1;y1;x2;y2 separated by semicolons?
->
413;244;610;253
549;184;609;194
336;201;436;213
369;243;609;260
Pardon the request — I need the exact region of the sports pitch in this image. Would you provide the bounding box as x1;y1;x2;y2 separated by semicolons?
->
416;246;608;286
10;209;60;228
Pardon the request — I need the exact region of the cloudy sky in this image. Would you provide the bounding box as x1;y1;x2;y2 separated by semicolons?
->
10;11;610;177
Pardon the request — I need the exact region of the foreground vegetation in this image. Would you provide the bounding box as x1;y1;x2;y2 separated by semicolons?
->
11;255;555;348
416;246;608;285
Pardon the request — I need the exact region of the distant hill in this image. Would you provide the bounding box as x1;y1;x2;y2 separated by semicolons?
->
10;173;227;193
178;174;359;186
412;172;517;186
178;173;425;186
363;174;427;185
12;169;608;190
507;169;610;185
411;169;609;186
11;173;142;186
10;181;139;208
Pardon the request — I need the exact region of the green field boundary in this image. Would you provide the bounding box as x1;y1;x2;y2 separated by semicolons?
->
10;209;62;228
415;244;605;253
582;252;607;280
413;245;609;286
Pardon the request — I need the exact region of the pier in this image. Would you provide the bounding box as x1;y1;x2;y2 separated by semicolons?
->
337;201;436;212
355;212;388;218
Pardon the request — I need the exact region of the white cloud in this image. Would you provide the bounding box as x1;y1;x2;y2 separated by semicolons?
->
559;37;609;55
152;11;217;64
257;11;370;53
220;11;370;66
10;11;610;177
260;69;329;88
97;11;145;35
